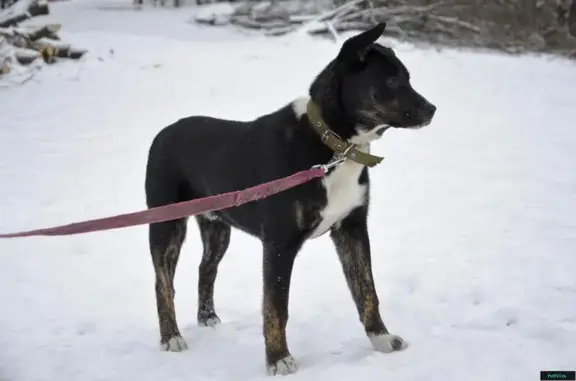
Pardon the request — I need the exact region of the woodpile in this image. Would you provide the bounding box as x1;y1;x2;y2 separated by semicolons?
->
0;0;87;80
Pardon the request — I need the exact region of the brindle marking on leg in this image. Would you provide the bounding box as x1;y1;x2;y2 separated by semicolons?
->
331;231;383;331
263;295;288;362
151;219;188;351
263;290;297;376
330;212;407;353
262;241;301;375
155;260;184;350
196;216;231;327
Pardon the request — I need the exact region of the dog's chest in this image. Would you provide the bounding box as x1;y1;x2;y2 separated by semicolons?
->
308;159;367;239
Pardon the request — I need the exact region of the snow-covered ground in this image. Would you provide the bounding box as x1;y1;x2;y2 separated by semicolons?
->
1;1;575;380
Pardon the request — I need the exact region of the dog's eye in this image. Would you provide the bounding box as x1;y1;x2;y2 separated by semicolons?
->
386;77;399;89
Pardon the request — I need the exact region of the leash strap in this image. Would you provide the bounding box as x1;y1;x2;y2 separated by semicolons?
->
0;167;325;239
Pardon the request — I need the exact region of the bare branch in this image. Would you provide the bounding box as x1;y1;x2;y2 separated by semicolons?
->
190;0;576;60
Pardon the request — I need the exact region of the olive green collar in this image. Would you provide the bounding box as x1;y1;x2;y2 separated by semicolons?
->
306;101;384;168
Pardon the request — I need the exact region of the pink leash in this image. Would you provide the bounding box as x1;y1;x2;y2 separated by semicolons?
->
0;167;326;239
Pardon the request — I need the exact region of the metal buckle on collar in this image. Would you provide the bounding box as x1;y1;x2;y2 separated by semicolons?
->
312;142;356;173
320;129;331;143
337;143;355;159
312;156;346;173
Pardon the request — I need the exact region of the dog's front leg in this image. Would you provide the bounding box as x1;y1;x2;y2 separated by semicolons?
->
330;208;408;354
262;240;302;376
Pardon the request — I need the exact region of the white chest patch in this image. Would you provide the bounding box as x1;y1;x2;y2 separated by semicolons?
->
291;96;368;239
309;151;368;239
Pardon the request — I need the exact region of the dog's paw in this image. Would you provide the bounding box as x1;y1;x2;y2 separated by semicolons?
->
369;334;408;353
161;336;188;352
267;355;298;376
198;312;221;327
198;316;221;327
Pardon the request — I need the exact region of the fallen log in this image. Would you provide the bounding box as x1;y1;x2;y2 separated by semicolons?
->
27;23;61;41
1;60;9;74
0;0;49;28
1;26;87;81
34;39;87;61
13;46;39;65
0;26;86;63
1;46;10;73
0;0;88;82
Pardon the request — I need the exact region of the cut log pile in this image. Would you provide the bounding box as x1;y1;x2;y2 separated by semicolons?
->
0;0;87;80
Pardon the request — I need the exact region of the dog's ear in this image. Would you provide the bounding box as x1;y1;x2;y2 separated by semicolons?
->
336;22;386;64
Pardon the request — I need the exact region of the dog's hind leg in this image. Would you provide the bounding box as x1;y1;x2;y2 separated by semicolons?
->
149;218;188;352
196;215;231;327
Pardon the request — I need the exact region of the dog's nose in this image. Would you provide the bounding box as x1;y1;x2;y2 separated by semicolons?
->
422;103;436;120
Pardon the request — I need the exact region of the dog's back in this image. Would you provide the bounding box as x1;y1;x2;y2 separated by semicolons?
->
144;104;318;227
146;115;254;208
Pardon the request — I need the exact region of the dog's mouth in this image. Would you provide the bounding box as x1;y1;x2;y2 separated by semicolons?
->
368;118;429;138
390;113;433;130
374;126;390;137
357;106;434;138
409;119;432;129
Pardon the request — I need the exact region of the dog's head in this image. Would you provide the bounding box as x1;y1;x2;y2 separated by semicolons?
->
309;23;436;143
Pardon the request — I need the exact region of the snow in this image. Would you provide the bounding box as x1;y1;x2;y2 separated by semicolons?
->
1;1;575;380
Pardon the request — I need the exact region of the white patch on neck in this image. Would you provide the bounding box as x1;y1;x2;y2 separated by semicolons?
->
291;96;310;120
292;97;390;145
309;144;369;239
290;96;370;239
349;124;390;145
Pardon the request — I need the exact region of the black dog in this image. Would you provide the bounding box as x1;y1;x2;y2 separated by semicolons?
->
145;23;436;375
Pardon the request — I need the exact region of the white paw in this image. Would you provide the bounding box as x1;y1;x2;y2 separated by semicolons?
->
267;355;298;376
161;336;188;352
369;334;408;353
198;316;221;327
